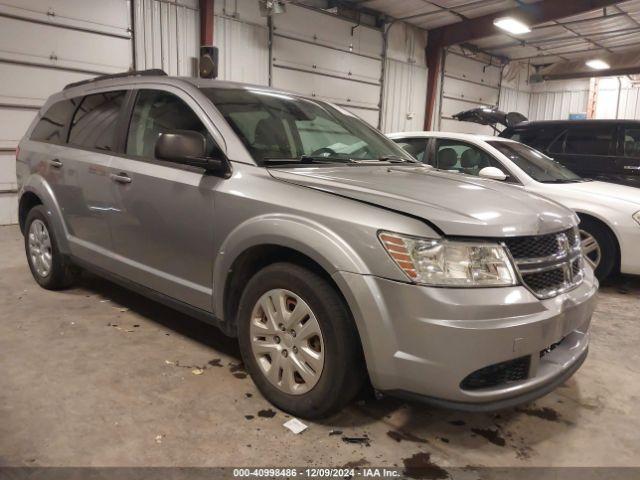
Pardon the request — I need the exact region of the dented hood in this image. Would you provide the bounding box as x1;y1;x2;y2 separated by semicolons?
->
269;165;576;238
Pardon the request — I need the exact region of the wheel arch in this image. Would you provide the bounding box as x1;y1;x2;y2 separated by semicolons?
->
19;177;71;254
213;214;370;331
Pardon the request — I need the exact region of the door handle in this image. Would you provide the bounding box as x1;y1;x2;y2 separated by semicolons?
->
49;159;63;168
110;172;132;184
623;165;640;171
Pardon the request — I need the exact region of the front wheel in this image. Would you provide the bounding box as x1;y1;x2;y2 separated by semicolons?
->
237;263;365;419
579;217;617;281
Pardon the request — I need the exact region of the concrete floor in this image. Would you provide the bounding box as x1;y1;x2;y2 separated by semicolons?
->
1;224;639;471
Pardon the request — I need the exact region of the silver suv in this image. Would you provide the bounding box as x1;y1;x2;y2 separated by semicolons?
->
16;71;597;418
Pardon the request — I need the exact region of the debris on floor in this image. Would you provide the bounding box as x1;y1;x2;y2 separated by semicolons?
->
192;368;204;375
342;435;371;447
283;418;308;434
154;434;165;444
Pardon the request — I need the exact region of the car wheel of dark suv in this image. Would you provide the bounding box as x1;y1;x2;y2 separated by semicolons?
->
24;206;79;290
237;262;365;419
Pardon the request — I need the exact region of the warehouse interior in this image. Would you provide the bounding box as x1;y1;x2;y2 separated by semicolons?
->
1;0;640;476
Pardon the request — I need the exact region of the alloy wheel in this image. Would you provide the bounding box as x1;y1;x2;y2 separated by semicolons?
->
580;229;601;270
28;219;53;278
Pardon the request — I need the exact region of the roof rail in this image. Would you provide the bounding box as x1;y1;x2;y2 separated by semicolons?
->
64;69;168;90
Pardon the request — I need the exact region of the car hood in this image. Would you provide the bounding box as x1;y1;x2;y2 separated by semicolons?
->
535;180;640;207
269;165;576;237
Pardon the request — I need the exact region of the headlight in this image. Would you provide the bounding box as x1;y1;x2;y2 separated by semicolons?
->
633;211;640;227
378;231;518;287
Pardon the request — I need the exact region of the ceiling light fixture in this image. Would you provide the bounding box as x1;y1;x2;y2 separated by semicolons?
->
585;59;610;70
493;17;531;35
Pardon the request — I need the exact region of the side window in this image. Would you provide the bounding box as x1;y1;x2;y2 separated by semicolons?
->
517;128;563;152
563;126;614;156
30;99;79;144
68;91;126;151
622;127;640;158
392;138;428;162
434;139;515;182
548;132;566;154
126;89;215;159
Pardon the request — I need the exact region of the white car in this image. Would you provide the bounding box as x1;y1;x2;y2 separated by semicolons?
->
388;131;640;281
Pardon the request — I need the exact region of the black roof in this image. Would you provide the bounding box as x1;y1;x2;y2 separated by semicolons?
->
510;119;640;129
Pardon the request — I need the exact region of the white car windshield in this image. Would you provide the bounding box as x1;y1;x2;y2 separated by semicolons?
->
488;141;584;183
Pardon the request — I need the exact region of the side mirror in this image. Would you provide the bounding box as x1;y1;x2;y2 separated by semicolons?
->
479;166;508;181
155;130;228;175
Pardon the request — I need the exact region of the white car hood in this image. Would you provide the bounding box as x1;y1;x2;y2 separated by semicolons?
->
533;180;640;208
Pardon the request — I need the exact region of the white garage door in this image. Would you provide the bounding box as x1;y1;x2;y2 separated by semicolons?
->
0;0;133;224
272;4;383;127
438;49;502;135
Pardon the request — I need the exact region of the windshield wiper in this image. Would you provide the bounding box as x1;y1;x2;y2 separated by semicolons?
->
539;179;581;183
262;155;354;165
378;155;418;163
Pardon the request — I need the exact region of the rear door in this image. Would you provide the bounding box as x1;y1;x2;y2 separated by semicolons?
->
106;87;221;311
63;90;127;257
612;124;640;188
548;124;616;180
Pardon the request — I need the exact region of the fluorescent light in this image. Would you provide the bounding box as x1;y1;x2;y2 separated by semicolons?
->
493;17;531;35
585;59;610;70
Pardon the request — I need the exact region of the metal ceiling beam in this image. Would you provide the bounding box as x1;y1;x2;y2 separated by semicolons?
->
428;0;621;47
484;25;640;51
510;40;640;62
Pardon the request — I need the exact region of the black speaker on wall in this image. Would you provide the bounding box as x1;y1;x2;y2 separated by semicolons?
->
199;46;218;79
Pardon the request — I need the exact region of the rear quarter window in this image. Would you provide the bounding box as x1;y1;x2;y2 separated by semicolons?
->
30;99;80;144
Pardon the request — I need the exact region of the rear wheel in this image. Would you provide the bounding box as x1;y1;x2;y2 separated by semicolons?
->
24;206;78;289
237;262;365;418
578;217;617;281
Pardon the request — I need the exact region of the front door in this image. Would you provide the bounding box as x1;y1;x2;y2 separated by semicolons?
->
106;88;220;311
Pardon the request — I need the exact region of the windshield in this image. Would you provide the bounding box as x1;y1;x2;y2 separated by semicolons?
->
488;141;582;183
202;88;415;166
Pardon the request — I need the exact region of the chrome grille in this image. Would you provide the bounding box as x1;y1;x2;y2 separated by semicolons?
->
504;228;584;299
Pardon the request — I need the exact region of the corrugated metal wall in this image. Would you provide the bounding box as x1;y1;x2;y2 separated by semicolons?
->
214;0;269;85
381;22;427;133
133;0;200;76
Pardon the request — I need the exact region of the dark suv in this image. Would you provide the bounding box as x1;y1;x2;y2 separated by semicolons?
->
454;109;640;189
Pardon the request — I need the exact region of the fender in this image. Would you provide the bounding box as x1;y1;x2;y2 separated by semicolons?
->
20;174;71;255
212;213;369;318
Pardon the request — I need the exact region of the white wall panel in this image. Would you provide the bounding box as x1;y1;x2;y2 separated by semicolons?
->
214;16;269;85
0;0;131;37
272;4;383;126
438;50;501;134
133;0;199;76
381;58;426;133
272;68;380;111
0;17;132;74
528;90;589;121
273;5;383;59
381;22;426;133
0;0;133;223
499;87;531;118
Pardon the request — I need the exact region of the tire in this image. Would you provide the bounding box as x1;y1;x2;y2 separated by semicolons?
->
237;262;365;419
578;216;617;281
24;205;78;290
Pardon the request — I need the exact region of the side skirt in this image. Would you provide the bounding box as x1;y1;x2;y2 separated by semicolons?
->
71;256;237;337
